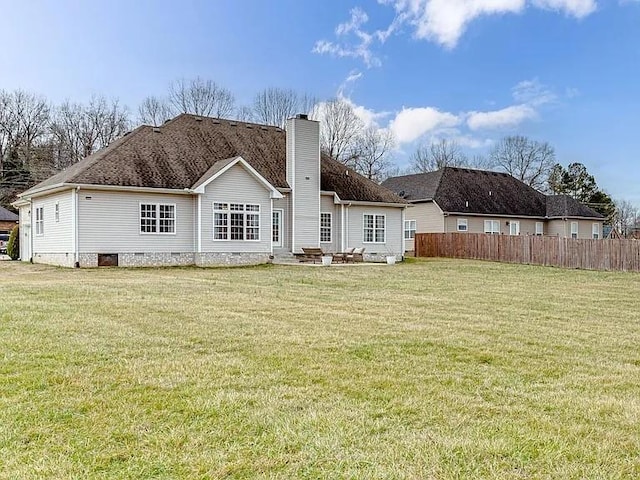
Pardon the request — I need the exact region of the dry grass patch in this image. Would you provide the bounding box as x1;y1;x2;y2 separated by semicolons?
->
0;259;639;479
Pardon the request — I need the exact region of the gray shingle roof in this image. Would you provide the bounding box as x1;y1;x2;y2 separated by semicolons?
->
23;114;404;205
0;205;18;221
382;167;603;219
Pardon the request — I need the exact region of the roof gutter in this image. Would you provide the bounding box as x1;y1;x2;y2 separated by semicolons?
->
20;183;196;200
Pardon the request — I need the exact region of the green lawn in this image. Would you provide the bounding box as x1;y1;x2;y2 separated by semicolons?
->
0;259;639;479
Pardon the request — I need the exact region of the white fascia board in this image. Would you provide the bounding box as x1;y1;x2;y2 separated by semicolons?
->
443;211;547;220
346;200;408;208
193;156;283;199
22;183;194;200
320;190;342;204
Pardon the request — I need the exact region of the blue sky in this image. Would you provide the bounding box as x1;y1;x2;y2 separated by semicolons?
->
1;0;639;203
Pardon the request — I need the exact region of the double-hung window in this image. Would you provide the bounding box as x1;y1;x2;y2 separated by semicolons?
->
364;214;385;243
457;219;468;232
484;220;500;235
140;203;175;234
404;220;416;239
35;207;44;235
571;222;579;239
535;222;544;236
592;223;600;239
509;221;520;236
320;213;332;243
214;202;260;240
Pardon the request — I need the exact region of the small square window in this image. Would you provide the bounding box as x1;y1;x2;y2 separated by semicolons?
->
457;219;468;232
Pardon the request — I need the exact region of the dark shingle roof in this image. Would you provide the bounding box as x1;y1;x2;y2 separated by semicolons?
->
546;195;604;219
24;114;403;204
0;205;18;221
382;167;602;218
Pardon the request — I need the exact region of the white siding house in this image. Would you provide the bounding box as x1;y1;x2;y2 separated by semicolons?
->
14;114;407;267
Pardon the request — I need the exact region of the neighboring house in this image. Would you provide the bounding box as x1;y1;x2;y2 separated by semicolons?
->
382;167;604;253
0;206;19;233
13;114;407;267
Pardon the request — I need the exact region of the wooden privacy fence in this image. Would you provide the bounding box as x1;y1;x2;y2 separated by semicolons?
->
415;233;640;272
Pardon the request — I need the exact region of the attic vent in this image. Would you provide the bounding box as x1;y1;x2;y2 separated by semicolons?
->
123;131;131;136
489;191;492;196
465;201;469;207
399;190;405;197
229;121;238;126
195;117;203;122
345;170;349;176
260;126;268;130
212;119;220;124
246;124;253;129
153;127;161;133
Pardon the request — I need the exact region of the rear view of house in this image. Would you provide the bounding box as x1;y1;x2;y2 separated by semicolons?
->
382;167;604;253
14;114;407;267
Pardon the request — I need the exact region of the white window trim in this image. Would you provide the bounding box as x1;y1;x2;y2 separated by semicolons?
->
592;222;600;239
457;218;468;232
35;206;44;236
484;219;500;235
509;220;520;236
212;202;261;242
571;221;579;239
535;222;544;236
404;219;416;239
320;212;332;243
139;202;177;235
363;213;386;244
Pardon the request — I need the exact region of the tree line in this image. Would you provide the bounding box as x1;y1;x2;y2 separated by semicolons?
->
1;77;637;235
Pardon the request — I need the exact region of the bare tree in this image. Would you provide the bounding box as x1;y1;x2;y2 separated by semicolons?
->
317;98;364;164
235;105;254;123
614;199;638;237
168;77;235;118
411;139;467;173
352;126;395;182
138;96;173;126
50;96;130;168
252;87;318;127
490;136;555;190
0;90;51;206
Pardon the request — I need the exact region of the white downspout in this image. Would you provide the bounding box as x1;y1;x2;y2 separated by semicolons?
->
197;195;202;254
401;207;406;258
73;187;80;267
341;203;345;252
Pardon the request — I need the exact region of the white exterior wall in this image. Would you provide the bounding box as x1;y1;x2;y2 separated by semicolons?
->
200;164;271;253
346;205;404;259
78;189;195;253
287;117;320;253
32;190;73;254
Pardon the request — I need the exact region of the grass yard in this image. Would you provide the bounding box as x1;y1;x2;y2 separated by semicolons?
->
0;259;639;479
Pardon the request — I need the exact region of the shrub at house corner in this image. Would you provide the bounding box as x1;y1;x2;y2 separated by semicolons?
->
7;225;19;260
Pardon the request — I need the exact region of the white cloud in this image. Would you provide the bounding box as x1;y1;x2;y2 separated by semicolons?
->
467;104;537;130
511;78;557;105
312;7;383;67
389;107;461;143
532;0;597;17
316;0;599;61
